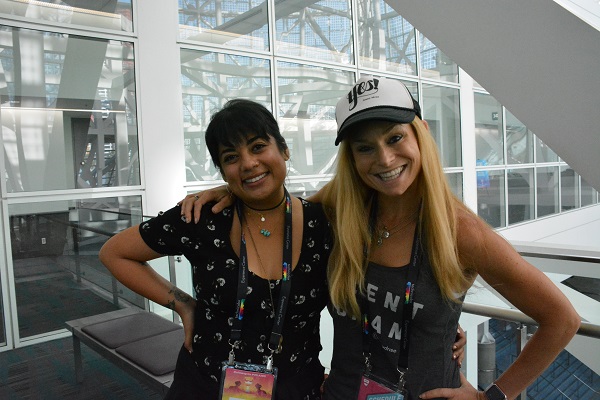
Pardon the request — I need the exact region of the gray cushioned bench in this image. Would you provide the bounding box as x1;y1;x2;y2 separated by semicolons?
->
65;307;183;396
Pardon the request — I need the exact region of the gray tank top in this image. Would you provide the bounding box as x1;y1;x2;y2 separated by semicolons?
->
323;241;463;400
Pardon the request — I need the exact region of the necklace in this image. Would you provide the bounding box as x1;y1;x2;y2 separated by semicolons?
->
245;221;276;317
245;194;286;213
244;194;286;237
376;209;419;246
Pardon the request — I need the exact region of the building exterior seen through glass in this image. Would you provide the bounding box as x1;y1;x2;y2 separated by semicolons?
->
0;0;133;32
0;26;139;193
176;0;596;223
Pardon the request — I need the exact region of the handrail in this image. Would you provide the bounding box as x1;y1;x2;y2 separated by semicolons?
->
74;206;146;219
43;210;154;238
513;241;600;264
462;302;600;339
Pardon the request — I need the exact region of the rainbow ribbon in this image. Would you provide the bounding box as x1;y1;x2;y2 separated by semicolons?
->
404;282;412;304
238;299;245;320
282;262;290;280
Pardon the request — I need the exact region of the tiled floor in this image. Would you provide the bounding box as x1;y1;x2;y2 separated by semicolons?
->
0;336;162;400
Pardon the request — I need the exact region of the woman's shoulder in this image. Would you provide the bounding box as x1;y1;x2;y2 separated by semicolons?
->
199;202;235;222
298;197;328;221
144;203;234;234
298;196;323;211
455;205;502;263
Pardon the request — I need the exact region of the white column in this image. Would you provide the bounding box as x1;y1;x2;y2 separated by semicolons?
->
459;70;477;212
136;1;186;216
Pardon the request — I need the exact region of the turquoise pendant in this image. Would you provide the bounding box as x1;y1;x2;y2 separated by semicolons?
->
260;228;271;237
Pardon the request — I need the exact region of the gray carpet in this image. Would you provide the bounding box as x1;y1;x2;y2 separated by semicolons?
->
0;337;162;399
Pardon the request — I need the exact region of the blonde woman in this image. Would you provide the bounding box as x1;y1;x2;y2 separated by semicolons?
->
317;77;579;400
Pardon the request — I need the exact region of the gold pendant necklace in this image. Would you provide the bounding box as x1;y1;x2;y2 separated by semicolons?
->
376;210;419;246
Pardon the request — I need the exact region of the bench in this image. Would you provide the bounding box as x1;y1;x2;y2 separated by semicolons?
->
65;307;184;396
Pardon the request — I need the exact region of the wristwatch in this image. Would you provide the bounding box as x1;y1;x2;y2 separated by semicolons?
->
484;383;507;400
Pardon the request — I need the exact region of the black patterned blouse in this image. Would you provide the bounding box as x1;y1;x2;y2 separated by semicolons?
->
139;199;331;387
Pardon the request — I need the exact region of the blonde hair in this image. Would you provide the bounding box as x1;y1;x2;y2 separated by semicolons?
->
322;118;473;319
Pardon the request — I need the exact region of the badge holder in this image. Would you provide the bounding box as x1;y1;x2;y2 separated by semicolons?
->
357;356;407;400
218;342;278;400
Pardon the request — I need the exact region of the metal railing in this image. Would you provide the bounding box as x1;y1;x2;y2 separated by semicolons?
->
463;243;600;399
463;302;600;339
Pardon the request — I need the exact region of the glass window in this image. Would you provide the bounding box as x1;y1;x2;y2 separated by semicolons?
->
276;62;354;177
275;0;352;64
357;0;416;74
505;110;533;165
477;169;505;228
474;93;504;166
560;166;579;211
180;50;272;182
0;0;133;32
0;26;139;193
446;172;463;201
9;196;143;339
581;177;597;207
537;166;560;218
535;135;558;163
507;168;533;225
178;0;269;51
422;84;461;168
419;34;458;82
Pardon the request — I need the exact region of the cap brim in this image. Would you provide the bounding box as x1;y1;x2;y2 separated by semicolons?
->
335;106;416;145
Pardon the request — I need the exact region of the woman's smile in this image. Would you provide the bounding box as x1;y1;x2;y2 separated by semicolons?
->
244;172;268;184
376;165;406;181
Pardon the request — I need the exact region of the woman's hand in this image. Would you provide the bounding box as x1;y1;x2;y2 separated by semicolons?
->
453;325;466;367
419;373;485;399
178;185;234;223
177;295;197;353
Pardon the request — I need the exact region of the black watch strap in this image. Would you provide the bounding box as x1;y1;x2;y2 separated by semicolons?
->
484;383;507;400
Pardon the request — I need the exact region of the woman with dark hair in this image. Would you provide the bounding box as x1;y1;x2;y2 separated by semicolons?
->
100;99;332;399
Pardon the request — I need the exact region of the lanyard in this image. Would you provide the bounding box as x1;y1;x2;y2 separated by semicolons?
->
231;188;293;357
362;196;422;373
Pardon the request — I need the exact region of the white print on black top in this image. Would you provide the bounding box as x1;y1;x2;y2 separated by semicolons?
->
365;283;423;340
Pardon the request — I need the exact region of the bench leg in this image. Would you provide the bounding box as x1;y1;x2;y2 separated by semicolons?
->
72;335;83;383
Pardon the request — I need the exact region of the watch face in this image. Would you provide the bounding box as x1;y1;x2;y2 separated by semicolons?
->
485;384;507;400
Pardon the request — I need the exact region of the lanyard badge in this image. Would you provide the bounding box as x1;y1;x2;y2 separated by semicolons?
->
357;198;421;400
219;361;278;400
358;370;407;400
218;190;293;400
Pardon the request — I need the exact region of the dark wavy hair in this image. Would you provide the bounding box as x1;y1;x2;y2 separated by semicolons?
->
205;99;288;170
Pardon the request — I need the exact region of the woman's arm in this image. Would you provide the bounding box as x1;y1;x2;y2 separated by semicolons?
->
99;226;196;351
422;212;580;399
179;181;333;224
465;215;580;399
